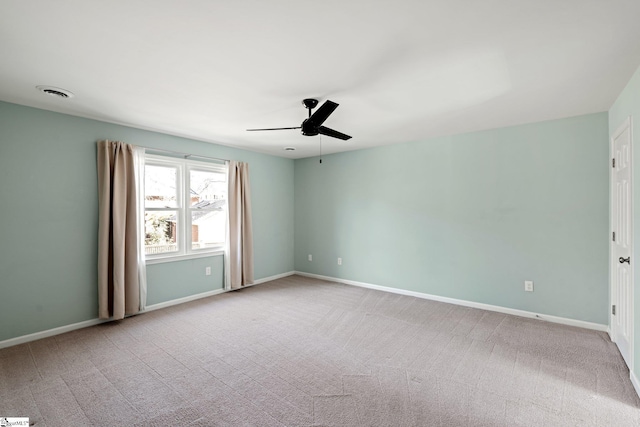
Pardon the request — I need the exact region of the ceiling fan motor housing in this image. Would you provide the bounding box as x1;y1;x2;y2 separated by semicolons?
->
301;119;319;136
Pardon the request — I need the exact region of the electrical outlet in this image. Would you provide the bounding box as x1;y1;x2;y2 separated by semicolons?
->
524;280;534;292
308;254;312;262
205;267;211;276
338;257;342;265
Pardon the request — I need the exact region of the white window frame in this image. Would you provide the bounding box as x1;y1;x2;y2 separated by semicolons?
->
144;154;227;264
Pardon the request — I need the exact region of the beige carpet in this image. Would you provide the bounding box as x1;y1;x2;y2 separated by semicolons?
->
1;275;639;426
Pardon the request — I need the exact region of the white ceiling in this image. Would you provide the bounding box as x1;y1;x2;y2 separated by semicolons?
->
1;1;640;159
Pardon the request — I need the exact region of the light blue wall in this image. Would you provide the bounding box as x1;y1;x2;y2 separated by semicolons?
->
146;256;224;305
0;101;294;342
295;113;609;324
0;98;614;342
609;64;640;377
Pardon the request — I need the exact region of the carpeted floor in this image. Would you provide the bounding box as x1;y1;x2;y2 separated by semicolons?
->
1;275;639;426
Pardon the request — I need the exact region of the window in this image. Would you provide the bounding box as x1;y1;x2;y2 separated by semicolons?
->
144;155;227;261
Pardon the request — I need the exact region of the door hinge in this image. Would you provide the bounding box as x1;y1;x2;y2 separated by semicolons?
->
613;231;616;242
612;305;616;315
613;158;616;168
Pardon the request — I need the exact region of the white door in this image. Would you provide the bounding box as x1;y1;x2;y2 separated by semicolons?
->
611;116;633;369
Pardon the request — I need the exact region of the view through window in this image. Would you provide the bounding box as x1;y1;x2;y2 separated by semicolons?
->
144;156;227;258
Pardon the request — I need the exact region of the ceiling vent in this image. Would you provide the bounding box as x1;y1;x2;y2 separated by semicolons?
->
36;86;74;99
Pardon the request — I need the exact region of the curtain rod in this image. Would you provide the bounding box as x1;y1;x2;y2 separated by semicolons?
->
138;145;228;163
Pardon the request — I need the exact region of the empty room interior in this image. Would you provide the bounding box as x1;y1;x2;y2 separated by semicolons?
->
3;1;640;426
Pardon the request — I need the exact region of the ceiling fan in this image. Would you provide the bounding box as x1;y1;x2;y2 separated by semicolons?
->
247;98;352;140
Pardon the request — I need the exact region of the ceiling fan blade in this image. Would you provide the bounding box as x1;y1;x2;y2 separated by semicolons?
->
318;126;352;140
246;126;301;131
306;100;339;128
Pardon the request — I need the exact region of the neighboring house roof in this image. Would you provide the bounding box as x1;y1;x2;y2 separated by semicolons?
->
166;199;226;223
192;199;226;222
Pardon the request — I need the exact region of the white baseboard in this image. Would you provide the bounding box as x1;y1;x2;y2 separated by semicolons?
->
253;270;295;285
143;269;295;312
295;271;608;332
143;288;227;312
0;271;296;350
631;370;640;399
0;318;108;350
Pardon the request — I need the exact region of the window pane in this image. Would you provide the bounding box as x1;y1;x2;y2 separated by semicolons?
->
145;211;178;255
190;170;226;207
145;165;178;208
191;209;225;250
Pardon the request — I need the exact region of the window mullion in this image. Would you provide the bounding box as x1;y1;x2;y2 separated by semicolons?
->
184;165;192;254
179;163;187;255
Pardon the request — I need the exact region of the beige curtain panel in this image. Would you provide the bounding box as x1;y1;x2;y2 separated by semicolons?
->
97;140;141;319
227;161;255;289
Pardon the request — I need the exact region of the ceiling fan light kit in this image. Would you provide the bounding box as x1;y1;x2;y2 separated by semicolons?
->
247;98;352;141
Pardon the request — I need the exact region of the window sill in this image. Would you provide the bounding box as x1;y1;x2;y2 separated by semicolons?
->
146;249;224;265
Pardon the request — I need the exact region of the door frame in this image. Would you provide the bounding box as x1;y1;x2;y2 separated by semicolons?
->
610;115;634;371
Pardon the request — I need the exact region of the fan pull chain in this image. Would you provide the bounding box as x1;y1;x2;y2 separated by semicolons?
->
320;135;323;164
